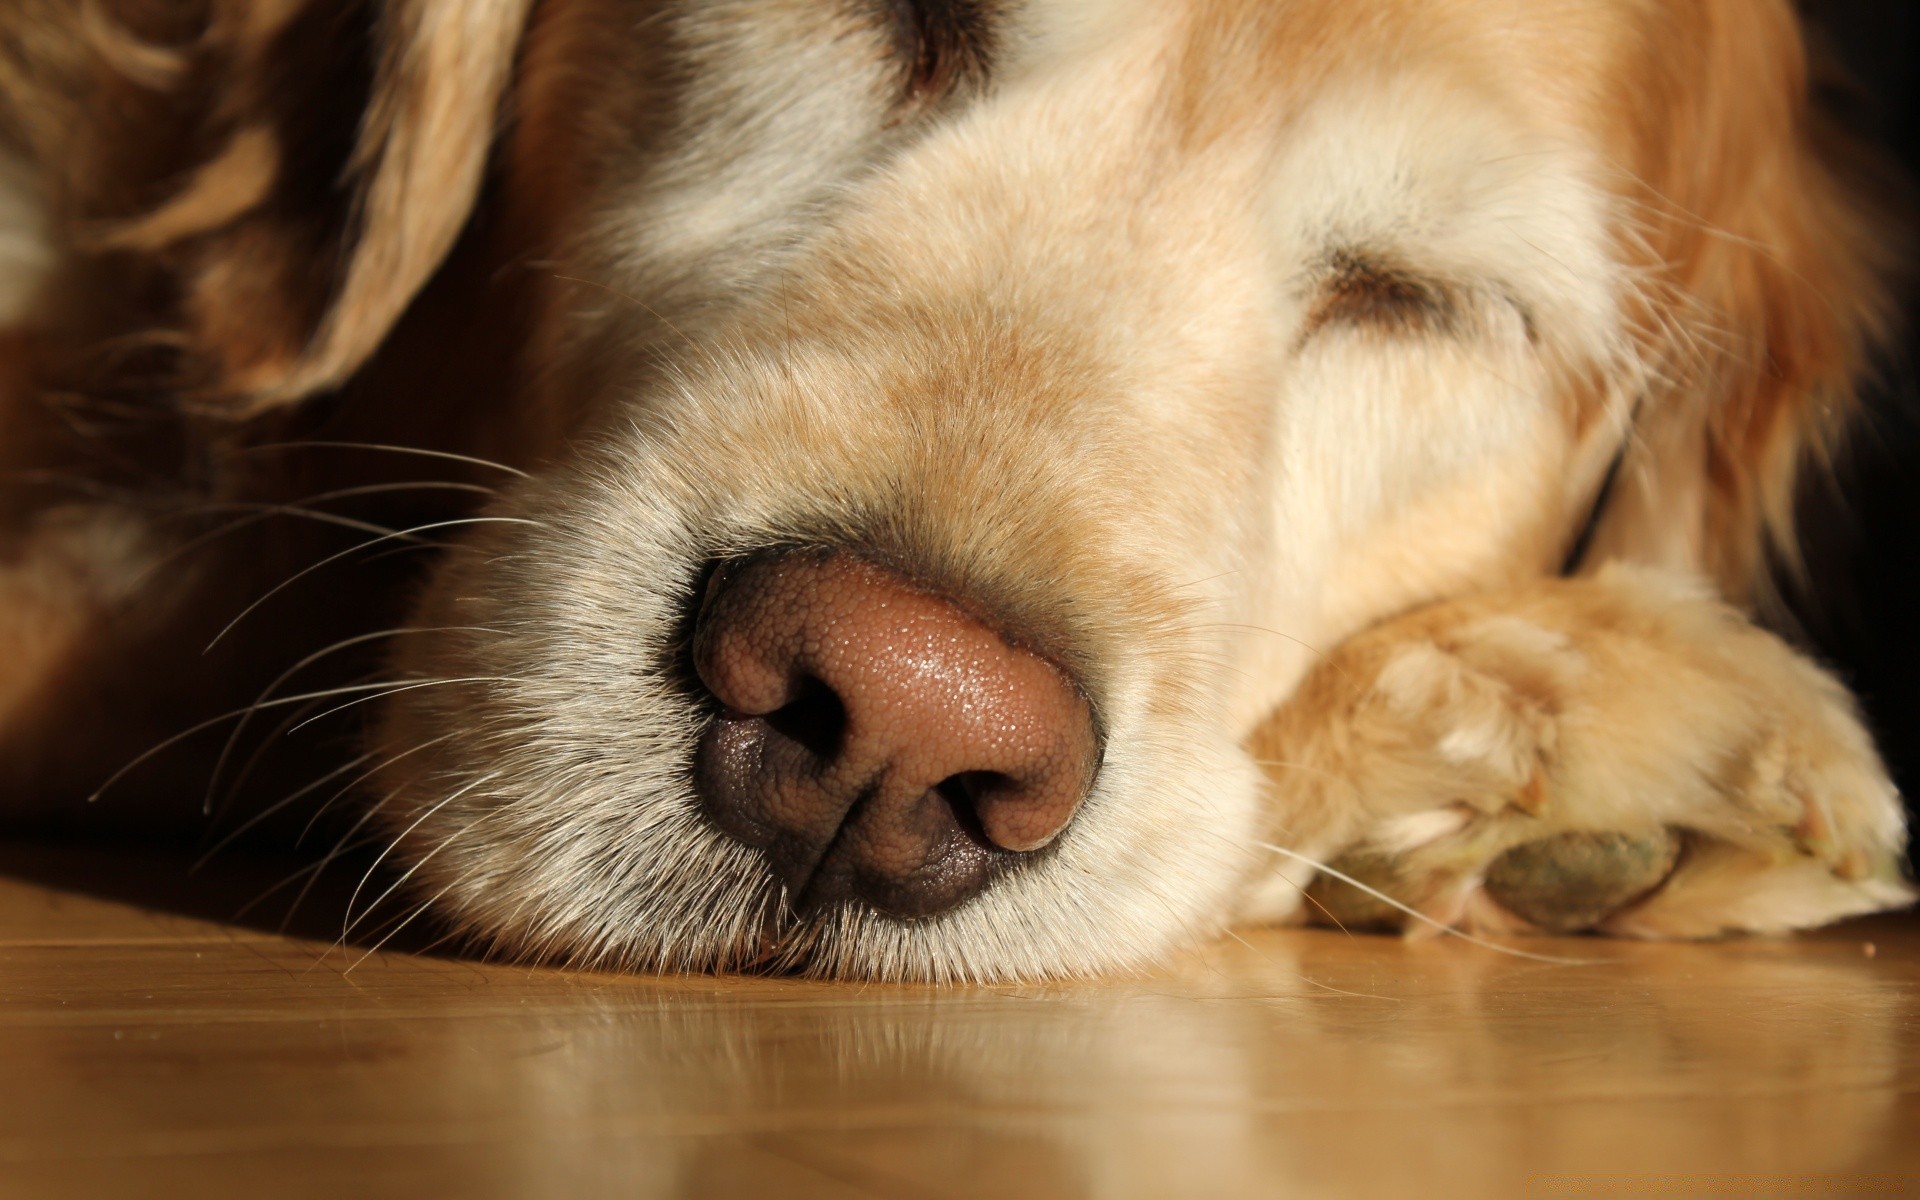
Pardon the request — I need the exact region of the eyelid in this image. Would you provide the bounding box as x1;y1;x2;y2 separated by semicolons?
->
1302;250;1462;339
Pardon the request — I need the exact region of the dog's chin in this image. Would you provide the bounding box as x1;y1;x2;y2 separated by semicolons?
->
365;458;1266;982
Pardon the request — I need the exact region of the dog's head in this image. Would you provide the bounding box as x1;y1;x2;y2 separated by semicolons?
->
32;0;1893;977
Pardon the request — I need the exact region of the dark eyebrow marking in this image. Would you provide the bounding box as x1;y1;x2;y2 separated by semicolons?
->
879;0;1000;105
1304;249;1462;340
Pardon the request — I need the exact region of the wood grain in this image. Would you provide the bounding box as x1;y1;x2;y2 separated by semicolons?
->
0;841;1914;1198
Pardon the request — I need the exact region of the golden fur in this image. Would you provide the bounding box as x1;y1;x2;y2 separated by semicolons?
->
0;0;1910;976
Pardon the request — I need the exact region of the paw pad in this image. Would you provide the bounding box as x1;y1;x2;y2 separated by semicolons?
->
1302;850;1415;931
1304;830;1686;935
1483;829;1681;933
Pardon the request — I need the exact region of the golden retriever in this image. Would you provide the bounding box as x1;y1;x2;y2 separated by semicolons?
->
0;0;1912;979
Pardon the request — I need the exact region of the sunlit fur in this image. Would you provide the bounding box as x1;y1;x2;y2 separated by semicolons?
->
0;0;1910;979
1243;564;1914;938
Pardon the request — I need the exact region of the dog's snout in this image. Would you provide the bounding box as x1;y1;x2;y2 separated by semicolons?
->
691;550;1097;918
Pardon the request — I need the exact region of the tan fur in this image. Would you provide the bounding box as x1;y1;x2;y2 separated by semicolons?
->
1244;565;1912;936
0;0;1909;978
1585;0;1898;598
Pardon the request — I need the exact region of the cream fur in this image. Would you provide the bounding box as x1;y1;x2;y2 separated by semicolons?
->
1243;565;1913;935
0;0;1909;979
365;0;1910;977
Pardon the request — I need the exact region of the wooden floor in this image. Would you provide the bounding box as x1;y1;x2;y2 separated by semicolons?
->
0;842;1915;1200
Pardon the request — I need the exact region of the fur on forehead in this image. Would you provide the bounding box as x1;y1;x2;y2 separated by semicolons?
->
501;0;1895;596
1140;0;1893;600
3;0;1887;593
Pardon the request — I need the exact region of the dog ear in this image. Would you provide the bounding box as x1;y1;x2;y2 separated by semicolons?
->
256;0;535;408
10;0;533;417
1580;0;1899;604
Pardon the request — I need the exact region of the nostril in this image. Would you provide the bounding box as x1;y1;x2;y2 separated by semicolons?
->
943;770;1020;807
937;771;1019;850
761;674;846;762
932;770;1076;855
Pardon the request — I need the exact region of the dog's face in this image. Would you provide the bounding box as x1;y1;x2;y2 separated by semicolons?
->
3;0;1882;977
327;0;1868;979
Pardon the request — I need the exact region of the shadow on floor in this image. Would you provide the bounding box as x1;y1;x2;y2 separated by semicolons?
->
0;837;450;954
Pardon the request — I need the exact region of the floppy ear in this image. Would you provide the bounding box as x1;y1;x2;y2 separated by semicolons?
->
1581;0;1899;604
257;0;535;407
4;0;532;416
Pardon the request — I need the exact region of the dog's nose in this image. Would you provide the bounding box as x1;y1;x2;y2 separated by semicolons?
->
691;550;1097;918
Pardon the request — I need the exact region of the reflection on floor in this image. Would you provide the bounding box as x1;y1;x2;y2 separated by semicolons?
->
0;841;1915;1199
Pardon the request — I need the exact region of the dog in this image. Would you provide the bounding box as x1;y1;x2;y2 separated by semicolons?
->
0;0;1912;980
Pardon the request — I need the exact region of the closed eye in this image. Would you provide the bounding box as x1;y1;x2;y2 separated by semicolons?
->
878;0;1000;105
1303;249;1462;340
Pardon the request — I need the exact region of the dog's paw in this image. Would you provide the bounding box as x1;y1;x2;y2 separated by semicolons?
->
1257;565;1915;939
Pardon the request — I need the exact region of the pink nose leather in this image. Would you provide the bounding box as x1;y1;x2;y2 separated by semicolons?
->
691;550;1097;918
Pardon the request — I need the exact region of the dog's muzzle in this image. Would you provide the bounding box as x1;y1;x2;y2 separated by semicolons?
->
691;550;1098;919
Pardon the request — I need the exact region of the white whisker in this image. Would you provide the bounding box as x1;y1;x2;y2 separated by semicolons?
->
205;516;542;654
344;802;514;948
285;676;515;735
1256;842;1599;965
88;681;462;804
343;773;503;942
347;895;444;971
271;734;471;931
237;440;532;479
297;734;462;849
136;481;497;589
231;830;389;923
193;748;382;871
202;682;371;828
204;626;504;814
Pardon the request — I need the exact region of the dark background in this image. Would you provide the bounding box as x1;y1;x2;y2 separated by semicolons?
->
1795;1;1920;856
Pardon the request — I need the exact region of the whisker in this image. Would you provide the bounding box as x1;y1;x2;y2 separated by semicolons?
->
1195;623;1351;685
403;920;475;962
1183;820;1358;938
1248;757;1353;787
192;479;500;530
236;440;532;480
231;830;389;922
193;748;382;872
1218;927;1394;1001
342;540;450;571
347;895;444;970
136;480;495;588
276;781;430;932
284;676;513;735
346;847;508;970
1171;567;1246;593
549;273;727;381
343;800;511;945
1291;885;1355;939
280;794;409;933
204;625;504;814
205;516;541;654
88;681;457;804
295;733;463;850
202;684;365;829
343;773;502;942
1255;841;1599;965
179;501;412;541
